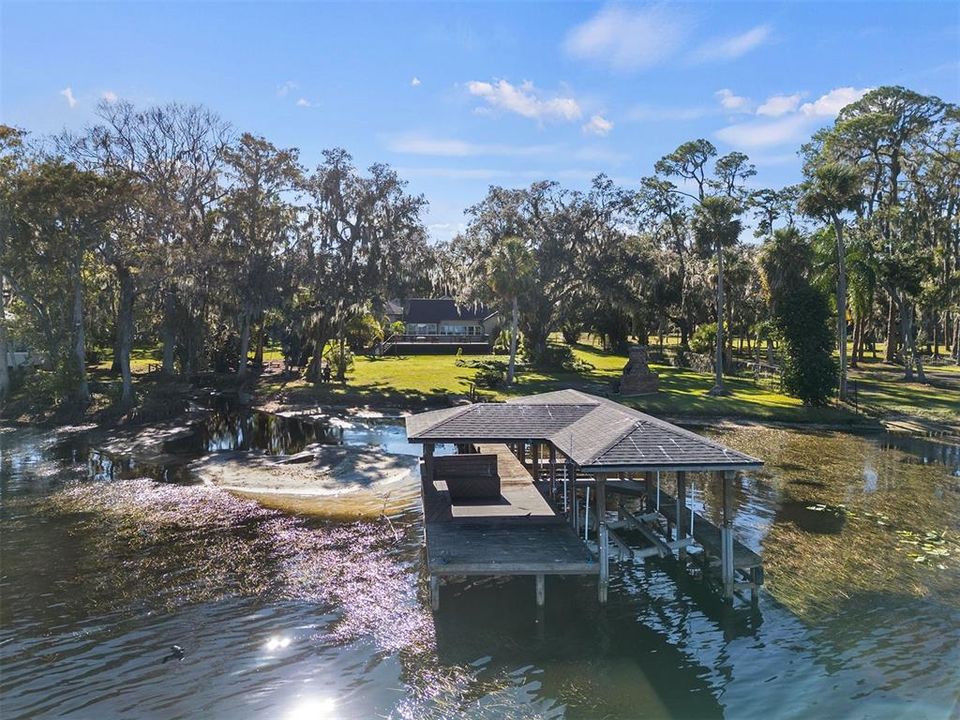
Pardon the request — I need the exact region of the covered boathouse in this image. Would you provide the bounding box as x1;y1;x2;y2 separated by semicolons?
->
405;389;764;609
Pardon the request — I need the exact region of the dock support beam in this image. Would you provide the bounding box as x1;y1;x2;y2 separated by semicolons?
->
676;471;687;559
536;574;545;607
597;475;609;604
720;470;735;600
423;443;435;482
548;445;557;502
430;575;440;611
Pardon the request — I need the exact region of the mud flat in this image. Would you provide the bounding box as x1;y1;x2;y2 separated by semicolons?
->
189;443;420;518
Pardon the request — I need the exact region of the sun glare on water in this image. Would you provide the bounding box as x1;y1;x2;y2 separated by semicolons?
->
285;697;336;720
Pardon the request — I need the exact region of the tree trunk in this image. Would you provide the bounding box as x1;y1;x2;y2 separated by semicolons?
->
307;334;329;382
885;296;897;362
507;296;519;385
0;309;9;403
832;217;848;401
712;241;725;394
72;260;89;404
161;288;176;376
850;315;863;368
237;310;251;380
254;322;265;365
116;266;135;409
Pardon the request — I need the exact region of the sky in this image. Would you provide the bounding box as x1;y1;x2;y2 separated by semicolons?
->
2;1;959;242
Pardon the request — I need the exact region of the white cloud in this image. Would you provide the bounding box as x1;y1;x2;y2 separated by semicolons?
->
757;93;803;117
411;76;421;87
582;114;614;136
101;90;118;104
564;4;691;70
715;114;810;148
295;97;313;108
277;80;298;97
694;24;771;62
387;134;555;157
60;87;77;108
800;86;869;117
715;89;751;111
466;79;581;122
715;86;871;148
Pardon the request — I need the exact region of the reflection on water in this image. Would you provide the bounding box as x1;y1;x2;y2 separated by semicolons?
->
1;417;958;719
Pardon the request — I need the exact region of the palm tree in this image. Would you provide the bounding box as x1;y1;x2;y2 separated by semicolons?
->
799;162;862;401
692;196;742;395
487;236;533;385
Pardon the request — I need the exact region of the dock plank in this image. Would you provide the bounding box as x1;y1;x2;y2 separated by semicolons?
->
422;443;598;577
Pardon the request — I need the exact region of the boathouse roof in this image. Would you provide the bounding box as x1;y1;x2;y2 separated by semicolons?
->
406;389;762;472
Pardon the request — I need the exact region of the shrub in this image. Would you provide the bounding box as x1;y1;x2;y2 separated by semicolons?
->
775;285;838;406
689;324;716;355
324;343;355;380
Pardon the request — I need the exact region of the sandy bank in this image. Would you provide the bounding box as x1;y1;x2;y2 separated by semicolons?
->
189;443;421;517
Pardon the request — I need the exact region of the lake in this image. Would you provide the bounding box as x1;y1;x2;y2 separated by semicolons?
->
1;411;957;719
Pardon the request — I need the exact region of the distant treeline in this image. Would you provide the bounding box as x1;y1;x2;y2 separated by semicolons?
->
1;85;957;409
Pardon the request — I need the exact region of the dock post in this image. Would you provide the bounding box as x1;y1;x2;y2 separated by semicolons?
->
597;475;609;604
720;470;735;600
536;574;545;607
552;448;559;501
423;443;435;482
643;471;653;513
567;462;578;533
531;442;541;489
430;575;440;611
676;471;687;559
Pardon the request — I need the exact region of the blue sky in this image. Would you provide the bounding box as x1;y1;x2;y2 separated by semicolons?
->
2;1;958;241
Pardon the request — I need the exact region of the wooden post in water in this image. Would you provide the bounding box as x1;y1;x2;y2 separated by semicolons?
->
720;470;735;600
549;445;557;502
676;471;687;559
644;471;654;513
430;575;440;611
535;574;545;607
597;474;609;604
567;462;579;533
531;442;540;486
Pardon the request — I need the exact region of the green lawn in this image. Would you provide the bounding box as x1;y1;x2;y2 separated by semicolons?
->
256;344;878;424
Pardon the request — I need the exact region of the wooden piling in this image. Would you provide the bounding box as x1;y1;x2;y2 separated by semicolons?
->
536;574;545;607
720;470;735;600
597;475;609;604
676;471;687;559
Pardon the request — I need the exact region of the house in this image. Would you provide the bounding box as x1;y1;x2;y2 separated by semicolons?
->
380;298;500;354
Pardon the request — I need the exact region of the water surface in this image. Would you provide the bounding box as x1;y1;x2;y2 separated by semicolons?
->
1;413;957;719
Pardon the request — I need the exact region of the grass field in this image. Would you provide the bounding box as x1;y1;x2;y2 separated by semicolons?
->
255;343;894;425
73;339;958;428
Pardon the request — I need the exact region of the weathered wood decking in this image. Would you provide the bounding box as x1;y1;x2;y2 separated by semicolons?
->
422;444;598;580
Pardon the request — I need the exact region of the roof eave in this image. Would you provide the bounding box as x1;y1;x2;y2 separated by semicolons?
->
579;461;764;473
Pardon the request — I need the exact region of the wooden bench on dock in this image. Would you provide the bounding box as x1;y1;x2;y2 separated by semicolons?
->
422;444;598;609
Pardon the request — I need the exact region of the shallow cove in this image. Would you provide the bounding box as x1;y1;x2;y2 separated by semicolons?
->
1;415;958;719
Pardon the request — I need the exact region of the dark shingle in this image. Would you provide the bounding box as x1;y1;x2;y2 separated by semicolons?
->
405;389;763;471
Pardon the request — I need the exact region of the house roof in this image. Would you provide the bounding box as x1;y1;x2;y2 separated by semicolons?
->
403;298;497;324
405;389;762;472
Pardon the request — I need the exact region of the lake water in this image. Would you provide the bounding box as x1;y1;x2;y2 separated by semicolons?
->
1;411;958;719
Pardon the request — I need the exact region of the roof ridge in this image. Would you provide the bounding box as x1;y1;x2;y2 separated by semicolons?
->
584;415;647;465
416;402;483;436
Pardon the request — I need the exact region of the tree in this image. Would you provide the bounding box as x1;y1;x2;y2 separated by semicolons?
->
800;162;862;401
487;236;533;384
300;150;428;381
692;195;742;394
221;133;302;379
3;159;118;403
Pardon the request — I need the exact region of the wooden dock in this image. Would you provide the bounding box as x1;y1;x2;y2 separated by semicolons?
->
422;443;597;609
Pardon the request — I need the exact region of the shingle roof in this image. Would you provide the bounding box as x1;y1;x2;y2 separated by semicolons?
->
405;389;762;472
404;298;497;323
